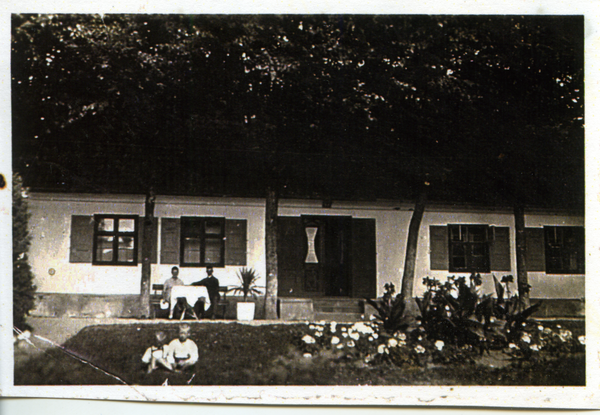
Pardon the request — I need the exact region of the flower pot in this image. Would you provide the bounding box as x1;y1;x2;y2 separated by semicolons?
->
237;302;255;321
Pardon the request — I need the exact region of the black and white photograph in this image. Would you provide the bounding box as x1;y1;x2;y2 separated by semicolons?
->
2;0;598;408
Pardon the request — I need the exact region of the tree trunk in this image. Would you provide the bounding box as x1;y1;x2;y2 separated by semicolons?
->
400;189;427;305
264;187;279;319
139;191;155;318
514;204;530;309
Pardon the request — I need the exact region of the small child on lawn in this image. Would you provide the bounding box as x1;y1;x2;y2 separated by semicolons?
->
142;331;173;374
167;324;199;371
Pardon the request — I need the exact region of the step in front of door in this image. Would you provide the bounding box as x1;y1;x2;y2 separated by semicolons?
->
313;311;366;322
312;298;365;315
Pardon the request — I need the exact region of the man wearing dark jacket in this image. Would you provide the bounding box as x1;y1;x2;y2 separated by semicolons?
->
191;266;220;318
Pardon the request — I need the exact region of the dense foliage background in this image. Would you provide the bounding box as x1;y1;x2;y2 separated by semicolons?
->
12;14;584;208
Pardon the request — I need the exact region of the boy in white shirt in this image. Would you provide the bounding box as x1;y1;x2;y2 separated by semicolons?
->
167;324;199;371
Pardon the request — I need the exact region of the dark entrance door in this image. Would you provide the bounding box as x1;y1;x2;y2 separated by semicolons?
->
277;215;376;299
302;215;352;297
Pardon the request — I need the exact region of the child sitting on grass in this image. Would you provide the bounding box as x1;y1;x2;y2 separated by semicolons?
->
142;331;173;374
167;324;199;371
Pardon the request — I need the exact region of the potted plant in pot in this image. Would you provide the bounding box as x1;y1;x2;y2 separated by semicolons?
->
230;268;262;321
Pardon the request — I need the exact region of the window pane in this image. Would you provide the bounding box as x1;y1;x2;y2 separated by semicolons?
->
184;219;203;236
471;243;487;257
204;238;222;264
119;218;135;232
452;256;466;269
96;236;114;262
98;218;114;232
118;236;135;262
205;221;222;235
450;226;463;241
183;237;201;263
452;243;465;256
469;227;486;242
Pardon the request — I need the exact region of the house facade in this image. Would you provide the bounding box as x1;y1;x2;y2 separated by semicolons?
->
27;192;585;319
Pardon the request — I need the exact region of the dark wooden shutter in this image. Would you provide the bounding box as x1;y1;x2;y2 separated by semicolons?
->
351;218;377;298
430;226;449;270
138;218;158;264
70;215;94;263
277;216;305;297
225;219;247;266
160;218;180;264
525;228;546;272
489;226;511;271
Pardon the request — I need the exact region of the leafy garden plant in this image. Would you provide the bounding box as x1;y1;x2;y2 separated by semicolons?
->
230;267;262;302
365;283;413;334
294;275;584;371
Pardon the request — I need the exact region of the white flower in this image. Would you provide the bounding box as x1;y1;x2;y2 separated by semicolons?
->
341;327;347;332
521;333;531;344
509;343;518;349
315;331;323;337
336;343;344;349
538;325;544;331
543;327;553;335
303;353;312;358
414;345;426;354
331;336;340;345
347;340;356;348
490;316;496;323
368;336;374;342
394;332;407;341
309;325;315;330
530;344;540;352
342;332;348;338
330;322;337;333
435;340;445;351
578;335;586;345
349;331;360;341
387;338;399;348
302;335;316;344
556;325;562;329
352;322;374;335
377;344;388;354
559;329;573;339
372;333;379;339
418;336;423;341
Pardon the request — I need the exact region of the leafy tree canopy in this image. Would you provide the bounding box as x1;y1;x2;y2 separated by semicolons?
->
12;14;584;210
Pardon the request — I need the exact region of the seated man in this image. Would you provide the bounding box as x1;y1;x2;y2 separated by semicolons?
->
164;266;187;319
141;331;173;374
166;324;199;371
191;266;220;319
163;266;184;307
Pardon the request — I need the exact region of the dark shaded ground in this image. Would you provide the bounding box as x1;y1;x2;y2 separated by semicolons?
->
14;321;585;386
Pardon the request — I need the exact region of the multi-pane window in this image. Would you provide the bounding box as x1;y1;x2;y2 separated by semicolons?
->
448;224;490;272
180;217;225;267
92;215;138;265
544;226;585;274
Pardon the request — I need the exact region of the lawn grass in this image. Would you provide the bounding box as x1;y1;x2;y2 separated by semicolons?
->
14;320;585;386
